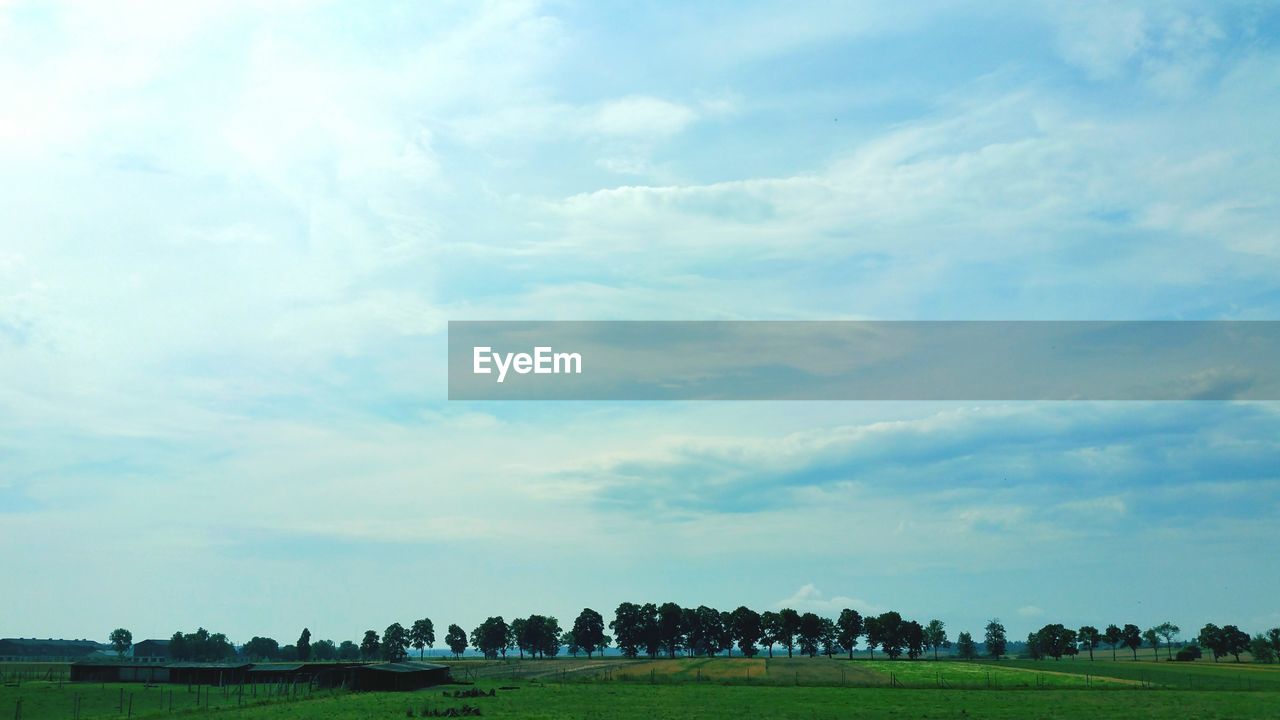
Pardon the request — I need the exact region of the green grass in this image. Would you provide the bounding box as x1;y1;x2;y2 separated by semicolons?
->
9;680;1276;720
0;680;340;719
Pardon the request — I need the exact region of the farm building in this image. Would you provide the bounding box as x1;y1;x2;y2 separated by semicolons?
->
0;638;106;661
132;639;170;662
165;662;251;686
70;662;171;683
346;662;450;691
247;663;357;688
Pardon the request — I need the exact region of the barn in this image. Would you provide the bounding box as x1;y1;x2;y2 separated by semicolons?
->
346;662;450;691
165;662;251;686
69;662;170;683
132;639;170;662
247;662;356;688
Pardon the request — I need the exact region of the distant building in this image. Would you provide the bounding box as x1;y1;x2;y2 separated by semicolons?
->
132;639;170;662
0;638;106;661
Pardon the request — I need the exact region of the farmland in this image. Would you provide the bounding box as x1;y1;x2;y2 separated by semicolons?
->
5;657;1280;719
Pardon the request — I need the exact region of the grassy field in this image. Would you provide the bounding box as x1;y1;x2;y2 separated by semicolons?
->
5;657;1279;719
5;679;1279;720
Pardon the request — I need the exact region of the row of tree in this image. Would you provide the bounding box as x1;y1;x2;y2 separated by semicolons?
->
110;611;1280;664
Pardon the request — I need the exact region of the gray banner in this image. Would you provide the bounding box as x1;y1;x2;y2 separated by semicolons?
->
447;321;1280;400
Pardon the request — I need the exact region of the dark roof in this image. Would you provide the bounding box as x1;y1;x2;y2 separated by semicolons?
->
354;662;448;673
165;662;251;669
134;639;170;646
1;638;104;647
72;662;161;669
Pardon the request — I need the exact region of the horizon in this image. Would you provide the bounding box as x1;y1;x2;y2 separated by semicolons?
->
3;0;1279;655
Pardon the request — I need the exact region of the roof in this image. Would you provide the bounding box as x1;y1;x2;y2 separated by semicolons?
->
1;638;104;647
134;639;170;647
165;662;251;669
247;663;356;673
353;662;448;673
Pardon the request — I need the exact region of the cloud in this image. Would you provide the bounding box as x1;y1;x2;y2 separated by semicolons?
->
776;584;884;615
1017;605;1046;618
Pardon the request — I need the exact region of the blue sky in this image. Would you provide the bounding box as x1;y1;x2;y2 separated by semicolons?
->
2;0;1279;648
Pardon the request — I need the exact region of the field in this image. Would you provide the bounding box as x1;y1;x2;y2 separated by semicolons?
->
4;658;1279;719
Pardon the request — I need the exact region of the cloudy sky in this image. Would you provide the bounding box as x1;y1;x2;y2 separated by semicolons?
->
2;0;1279;648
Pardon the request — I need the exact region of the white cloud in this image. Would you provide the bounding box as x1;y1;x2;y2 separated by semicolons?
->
776;584;884;615
1017;605;1046;618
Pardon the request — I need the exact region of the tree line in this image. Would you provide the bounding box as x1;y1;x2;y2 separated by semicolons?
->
110;610;1280;664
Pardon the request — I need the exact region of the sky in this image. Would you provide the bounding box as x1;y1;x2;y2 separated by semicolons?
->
2;0;1279;649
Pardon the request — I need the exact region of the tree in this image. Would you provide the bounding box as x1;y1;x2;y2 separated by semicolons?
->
563;630;580;657
382;623;409;662
956;631;977;660
1078;626;1100;661
798;612;823;657
610;602;645;659
924;620;949;661
1143;628;1161;659
875;612;906;659
537;616;563;658
820;618;841;658
470;617;510;659
1269;628;1280;660
109;628;132;657
1199;624;1226;662
778;608;801;658
904;620;925;660
312;639;337;661
445;624;467;659
984;619;1007;660
641;603;661;658
297;628;311;662
718;610;736;657
338;640;361;661
1026;631;1044;660
1121;624;1143;660
1103;624;1122;660
864;616;881;660
510;618;530;659
760;611;781;658
1037;624;1076;660
658;603;685;658
1221;625;1250;662
410;618;436;660
1155;622;1180;661
730;606;762;658
837;609;863;660
573;608;606;658
243;637;280;661
360;630;381;660
1250;634;1276;663
280;645;299;661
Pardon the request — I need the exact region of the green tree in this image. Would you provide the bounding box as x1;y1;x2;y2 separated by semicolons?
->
1268;628;1280;659
1026;631;1044;660
837;609;864;660
924;619;948;660
1155;622;1180;660
1121;624;1143;660
383;623;409;662
297;628;311;662
1221;625;1250;662
470;617;510;659
778;608;801;658
311;639;337;661
1078;626;1100;661
1199;624;1226;662
1143;627;1161;659
730;606;762;658
1037;624;1076;660
1103;624;1122;660
360;630;381;660
820;617;840;658
573;608;607;658
610;602;644;658
984;619;1007;660
338;640;361;660
1250;634;1276;663
864;616;881;660
658;602;685;658
875;612;906;659
905;620;925;660
410;618;435;660
109;628;132;657
798;612;823;657
510;618;530;659
955;631;977;660
243;637;280;661
759;611;781;658
445;624;467;659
